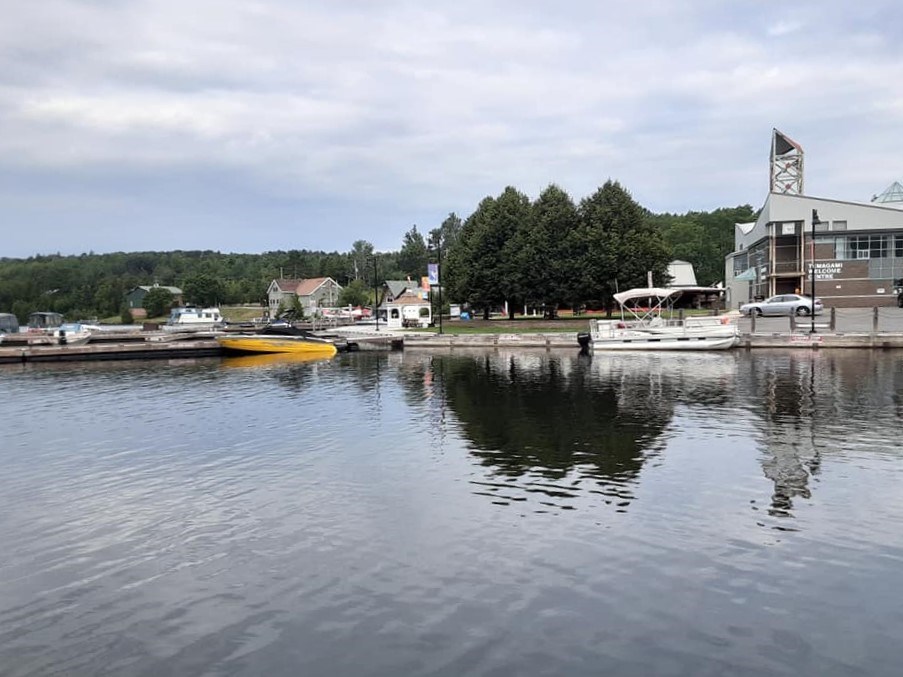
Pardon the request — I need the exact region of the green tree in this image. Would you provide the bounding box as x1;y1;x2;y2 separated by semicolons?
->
182;273;225;306
526;184;580;317
445;196;500;319
338;278;370;307
492;187;533;319
349;240;374;281
143;286;174;317
575;180;670;310
398;225;429;279
429;212;463;254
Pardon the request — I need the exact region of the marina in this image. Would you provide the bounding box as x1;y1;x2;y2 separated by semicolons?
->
2;349;902;676
3;305;903;363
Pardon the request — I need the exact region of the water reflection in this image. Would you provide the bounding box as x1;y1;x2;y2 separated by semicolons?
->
220;353;336;369
396;350;741;512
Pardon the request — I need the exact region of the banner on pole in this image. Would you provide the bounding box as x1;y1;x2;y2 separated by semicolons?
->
427;263;439;285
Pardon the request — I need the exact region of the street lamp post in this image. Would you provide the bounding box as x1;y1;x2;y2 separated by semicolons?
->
810;209;819;334
430;239;442;334
436;240;443;335
372;255;380;332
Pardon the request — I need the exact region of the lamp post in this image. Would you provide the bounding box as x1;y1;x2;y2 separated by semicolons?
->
810;209;819;334
429;238;443;334
372;254;380;332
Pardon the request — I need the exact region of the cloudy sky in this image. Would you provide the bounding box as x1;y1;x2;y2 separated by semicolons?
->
2;0;902;258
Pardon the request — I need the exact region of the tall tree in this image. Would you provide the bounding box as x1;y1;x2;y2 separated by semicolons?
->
445;196;501;319
526;184;580;317
492;186;533;319
397;225;429;280
576;180;670;309
349;240;374;281
428;212;463;255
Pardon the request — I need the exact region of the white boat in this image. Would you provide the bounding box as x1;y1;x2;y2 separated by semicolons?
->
52;323;93;346
577;287;739;351
162;307;225;333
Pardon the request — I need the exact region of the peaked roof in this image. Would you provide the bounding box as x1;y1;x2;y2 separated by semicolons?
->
388;292;429;305
134;284;183;294
872;181;903;205
272;278;306;292
296;277;335;296
385;280;414;298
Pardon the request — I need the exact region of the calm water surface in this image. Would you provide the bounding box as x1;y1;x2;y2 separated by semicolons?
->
1;349;902;676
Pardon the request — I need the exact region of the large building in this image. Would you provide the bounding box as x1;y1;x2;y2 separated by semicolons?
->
725;130;903;308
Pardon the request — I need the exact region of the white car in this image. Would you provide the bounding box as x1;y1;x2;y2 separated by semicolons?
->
740;294;823;317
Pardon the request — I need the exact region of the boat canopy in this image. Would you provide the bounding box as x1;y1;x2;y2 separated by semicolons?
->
613;288;683;306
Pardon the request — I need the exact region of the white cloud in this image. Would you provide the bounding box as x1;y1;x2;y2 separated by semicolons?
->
1;0;902;255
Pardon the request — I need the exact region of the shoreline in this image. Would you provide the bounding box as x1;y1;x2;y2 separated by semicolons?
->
3;328;903;364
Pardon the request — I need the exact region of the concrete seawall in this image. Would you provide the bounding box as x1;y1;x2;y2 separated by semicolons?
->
5;330;903;364
404;331;903;350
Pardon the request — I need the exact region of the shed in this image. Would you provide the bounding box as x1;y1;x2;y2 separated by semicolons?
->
385;292;431;329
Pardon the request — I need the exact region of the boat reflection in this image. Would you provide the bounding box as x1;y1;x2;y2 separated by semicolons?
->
220;352;336;369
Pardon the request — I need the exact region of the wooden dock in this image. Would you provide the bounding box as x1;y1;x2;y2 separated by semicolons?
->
4;330;903;364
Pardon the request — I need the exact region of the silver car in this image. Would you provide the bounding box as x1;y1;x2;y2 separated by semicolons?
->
740;294;823;317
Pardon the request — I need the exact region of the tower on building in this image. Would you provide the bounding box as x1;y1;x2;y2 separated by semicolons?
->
770;128;804;195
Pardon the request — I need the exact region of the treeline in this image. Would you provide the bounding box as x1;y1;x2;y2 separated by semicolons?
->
0;248;407;321
439;181;756;318
0;181;755;321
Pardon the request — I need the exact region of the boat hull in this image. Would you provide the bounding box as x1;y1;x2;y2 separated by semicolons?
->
581;317;740;351
587;334;740;351
216;335;338;356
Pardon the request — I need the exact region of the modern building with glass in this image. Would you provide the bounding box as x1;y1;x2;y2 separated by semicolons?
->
725;130;903;308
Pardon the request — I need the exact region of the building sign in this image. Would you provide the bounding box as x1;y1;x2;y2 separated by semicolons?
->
781;223;796;236
807;261;843;280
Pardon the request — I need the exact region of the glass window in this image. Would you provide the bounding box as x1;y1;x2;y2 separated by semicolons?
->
895;235;903;258
848;235;887;259
834;236;848;260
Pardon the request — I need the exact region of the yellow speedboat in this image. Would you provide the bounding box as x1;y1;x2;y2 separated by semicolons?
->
217;332;338;356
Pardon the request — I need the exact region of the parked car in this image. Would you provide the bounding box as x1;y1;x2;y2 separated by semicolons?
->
740;294;823;317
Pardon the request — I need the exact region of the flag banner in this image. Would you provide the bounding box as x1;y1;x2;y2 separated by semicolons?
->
427;263;439;285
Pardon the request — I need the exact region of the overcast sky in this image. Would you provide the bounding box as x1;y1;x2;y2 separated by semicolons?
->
2;0;902;258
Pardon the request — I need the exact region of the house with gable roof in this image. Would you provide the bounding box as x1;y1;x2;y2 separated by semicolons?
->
124;284;184;318
267;277;342;316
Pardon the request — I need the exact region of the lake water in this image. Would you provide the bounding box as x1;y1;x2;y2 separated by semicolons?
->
2;349;902;676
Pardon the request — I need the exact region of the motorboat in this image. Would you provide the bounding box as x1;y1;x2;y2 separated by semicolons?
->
52;322;93;346
162;307;225;333
577;287;739;352
216;324;338;357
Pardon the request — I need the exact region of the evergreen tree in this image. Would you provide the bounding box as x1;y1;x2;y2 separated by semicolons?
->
576;180;670;309
397;225;429;280
526;184;579;317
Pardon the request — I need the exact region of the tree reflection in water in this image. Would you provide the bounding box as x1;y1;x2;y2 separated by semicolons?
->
396;351;737;512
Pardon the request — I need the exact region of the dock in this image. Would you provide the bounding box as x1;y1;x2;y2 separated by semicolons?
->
4;327;903;364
